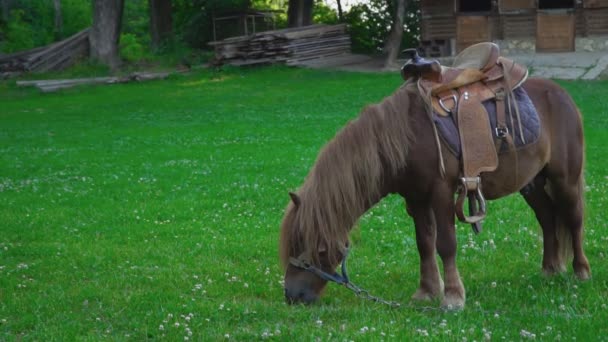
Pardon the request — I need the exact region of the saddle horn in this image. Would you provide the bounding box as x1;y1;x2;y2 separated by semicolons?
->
402;48;422;62
400;48;441;82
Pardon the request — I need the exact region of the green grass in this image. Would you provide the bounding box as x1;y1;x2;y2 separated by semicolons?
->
1;66;607;340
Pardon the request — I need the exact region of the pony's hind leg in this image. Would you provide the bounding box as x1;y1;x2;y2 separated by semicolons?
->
543;82;590;280
406;200;444;301
520;174;565;275
547;175;591;280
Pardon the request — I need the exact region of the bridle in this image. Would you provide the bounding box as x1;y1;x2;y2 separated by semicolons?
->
288;247;401;307
289;248;352;285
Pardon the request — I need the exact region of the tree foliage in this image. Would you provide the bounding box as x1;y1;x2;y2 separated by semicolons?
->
344;0;419;54
0;0;91;53
0;0;420;62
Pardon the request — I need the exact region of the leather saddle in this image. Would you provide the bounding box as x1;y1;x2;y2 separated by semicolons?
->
401;42;529;232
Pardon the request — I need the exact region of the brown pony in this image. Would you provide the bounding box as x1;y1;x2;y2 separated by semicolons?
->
279;78;590;309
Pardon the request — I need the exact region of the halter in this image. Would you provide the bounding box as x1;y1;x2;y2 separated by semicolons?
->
288;247;401;307
289;248;351;285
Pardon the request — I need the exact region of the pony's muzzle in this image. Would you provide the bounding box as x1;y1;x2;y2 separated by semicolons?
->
284;287;319;305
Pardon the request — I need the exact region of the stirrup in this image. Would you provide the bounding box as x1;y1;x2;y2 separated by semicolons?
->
455;177;487;227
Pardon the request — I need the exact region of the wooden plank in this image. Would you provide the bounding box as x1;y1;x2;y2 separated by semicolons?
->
421;16;456;40
498;0;536;13
583;0;608;8
536;13;575;52
421;0;454;17
583;8;608;35
456;16;491;52
0;28;89;76
17;72;171;92
209;24;352;67
501;13;536;38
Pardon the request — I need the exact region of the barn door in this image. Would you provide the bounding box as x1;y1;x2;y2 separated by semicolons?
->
456;0;493;52
536;13;575;52
536;0;575;52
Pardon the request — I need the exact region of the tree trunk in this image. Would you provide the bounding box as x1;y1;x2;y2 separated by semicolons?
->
336;0;343;22
53;0;63;40
148;0;172;50
90;0;124;70
384;0;407;68
1;0;11;22
287;0;313;28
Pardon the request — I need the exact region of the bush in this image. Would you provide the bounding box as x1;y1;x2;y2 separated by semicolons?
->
62;0;92;38
0;0;90;53
1;10;37;53
120;33;146;62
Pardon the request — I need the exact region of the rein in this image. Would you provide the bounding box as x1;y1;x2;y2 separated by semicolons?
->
289;249;401;308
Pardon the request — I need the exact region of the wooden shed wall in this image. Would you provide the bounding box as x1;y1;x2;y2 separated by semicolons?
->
499;0;536;12
420;0;608;52
584;8;608;35
420;0;454;17
583;0;608;8
421;16;456;40
501;14;536;38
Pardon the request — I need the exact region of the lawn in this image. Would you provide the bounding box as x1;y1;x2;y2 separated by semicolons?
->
1;66;607;340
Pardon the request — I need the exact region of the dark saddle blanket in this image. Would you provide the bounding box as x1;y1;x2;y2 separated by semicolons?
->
433;86;540;157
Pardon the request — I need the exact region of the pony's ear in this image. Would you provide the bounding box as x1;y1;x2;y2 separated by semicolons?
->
289;192;301;208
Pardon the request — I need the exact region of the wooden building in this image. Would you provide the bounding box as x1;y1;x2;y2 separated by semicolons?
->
419;0;608;56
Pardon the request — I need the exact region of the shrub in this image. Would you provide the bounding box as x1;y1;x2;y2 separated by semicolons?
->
120;33;145;62
1;10;37;53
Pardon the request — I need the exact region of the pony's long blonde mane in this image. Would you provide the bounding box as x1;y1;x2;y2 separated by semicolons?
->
280;84;416;267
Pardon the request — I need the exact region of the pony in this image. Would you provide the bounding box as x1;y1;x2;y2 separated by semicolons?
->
279;78;590;309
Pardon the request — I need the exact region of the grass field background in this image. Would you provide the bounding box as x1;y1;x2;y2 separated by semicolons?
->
1;67;607;340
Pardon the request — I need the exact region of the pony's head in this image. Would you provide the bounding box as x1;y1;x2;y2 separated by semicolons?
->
279;192;349;305
278;85;415;305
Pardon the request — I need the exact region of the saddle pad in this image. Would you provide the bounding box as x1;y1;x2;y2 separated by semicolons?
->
433;87;540;157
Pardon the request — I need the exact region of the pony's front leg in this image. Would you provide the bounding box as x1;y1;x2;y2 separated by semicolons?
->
432;183;466;309
406;200;444;302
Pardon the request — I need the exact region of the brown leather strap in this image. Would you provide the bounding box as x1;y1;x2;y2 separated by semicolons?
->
455;177;487;224
494;89;513;152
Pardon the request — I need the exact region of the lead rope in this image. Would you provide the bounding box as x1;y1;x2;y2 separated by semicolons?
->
291;249;447;310
342;281;402;308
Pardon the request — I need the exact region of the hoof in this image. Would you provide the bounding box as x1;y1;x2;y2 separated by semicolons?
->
574;259;591;281
575;267;591;281
542;263;566;277
441;290;465;310
411;288;440;302
412;278;444;302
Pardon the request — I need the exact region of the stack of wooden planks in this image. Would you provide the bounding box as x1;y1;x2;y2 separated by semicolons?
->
209;24;351;67
0;28;90;79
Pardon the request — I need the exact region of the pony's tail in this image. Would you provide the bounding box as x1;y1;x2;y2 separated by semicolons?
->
545;174;585;269
555;212;573;270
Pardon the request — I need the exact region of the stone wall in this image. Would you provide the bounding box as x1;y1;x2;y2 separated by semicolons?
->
576;37;608;52
495;37;608;54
